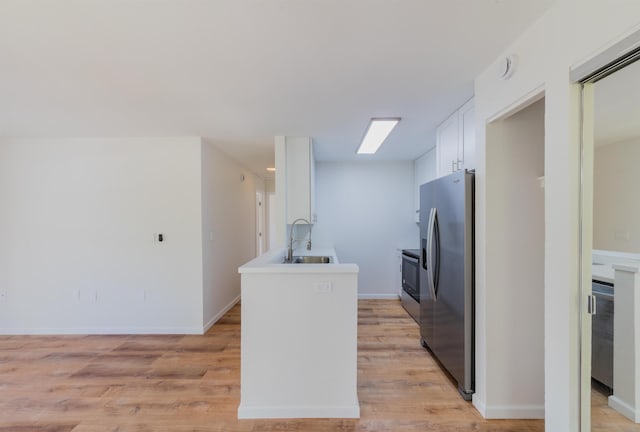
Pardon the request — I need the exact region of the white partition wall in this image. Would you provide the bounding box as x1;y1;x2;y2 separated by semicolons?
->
0;137;264;334
474;1;640;429
0;137;204;333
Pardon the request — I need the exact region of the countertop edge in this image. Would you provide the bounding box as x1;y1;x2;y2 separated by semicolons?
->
238;247;359;274
239;264;360;274
612;264;640;273
592;250;640;284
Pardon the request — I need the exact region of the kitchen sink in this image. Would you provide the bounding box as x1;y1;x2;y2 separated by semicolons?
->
285;255;332;264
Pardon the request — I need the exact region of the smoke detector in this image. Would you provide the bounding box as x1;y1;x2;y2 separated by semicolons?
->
498;54;518;80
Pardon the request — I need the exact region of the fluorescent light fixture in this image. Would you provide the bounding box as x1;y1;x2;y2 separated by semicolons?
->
266;167;276;172
356;118;400;154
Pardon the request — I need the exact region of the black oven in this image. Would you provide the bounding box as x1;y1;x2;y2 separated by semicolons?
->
401;249;420;323
402;250;420;301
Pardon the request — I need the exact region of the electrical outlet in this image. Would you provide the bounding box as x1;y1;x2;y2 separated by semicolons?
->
614;231;630;241
313;281;332;294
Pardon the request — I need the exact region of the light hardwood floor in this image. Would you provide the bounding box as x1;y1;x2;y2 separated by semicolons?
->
592;382;640;432
0;299;634;431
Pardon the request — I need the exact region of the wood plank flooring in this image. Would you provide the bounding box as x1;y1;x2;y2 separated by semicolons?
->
592;382;640;432
0;299;633;431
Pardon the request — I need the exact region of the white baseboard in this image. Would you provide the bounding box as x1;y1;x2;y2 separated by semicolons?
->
609;395;640;422
358;293;401;300
203;294;241;333
0;294;242;336
483;404;544;419
0;326;204;335
472;394;486;417
237;404;360;419
473;395;543;419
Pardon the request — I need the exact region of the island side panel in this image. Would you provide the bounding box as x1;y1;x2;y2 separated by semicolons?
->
239;271;359;419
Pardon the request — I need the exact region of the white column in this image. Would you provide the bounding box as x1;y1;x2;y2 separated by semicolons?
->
609;264;640;422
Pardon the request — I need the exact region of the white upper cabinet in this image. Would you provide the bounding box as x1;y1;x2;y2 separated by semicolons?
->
459;99;475;171
436;113;460;176
280;136;316;224
436;98;475;178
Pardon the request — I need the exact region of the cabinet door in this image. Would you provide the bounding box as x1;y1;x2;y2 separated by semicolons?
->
309;141;316;223
436;113;459;178
458;99;475;171
285;137;315;224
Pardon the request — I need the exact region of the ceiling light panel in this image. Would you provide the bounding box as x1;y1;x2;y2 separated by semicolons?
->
357;118;400;154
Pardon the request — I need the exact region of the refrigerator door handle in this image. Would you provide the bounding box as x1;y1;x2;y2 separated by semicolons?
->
426;207;437;302
421;240;428;271
433;211;440;298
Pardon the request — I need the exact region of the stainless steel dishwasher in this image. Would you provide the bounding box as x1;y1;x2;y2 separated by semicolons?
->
592;280;614;391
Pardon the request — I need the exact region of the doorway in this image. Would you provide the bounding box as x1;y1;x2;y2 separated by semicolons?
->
256;192;264;256
267;192;276;251
482;95;546;416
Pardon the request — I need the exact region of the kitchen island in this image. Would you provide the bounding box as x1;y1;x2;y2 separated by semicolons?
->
592;250;640;422
237;247;360;419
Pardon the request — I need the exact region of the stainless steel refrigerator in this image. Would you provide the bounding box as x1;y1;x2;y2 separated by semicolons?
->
419;169;474;400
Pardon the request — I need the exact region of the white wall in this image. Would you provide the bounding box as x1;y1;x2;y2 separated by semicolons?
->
201;142;264;330
313;161;418;298
0;137;204;333
264;179;275;193
474;1;640;429
482;98;545;417
593;138;640;253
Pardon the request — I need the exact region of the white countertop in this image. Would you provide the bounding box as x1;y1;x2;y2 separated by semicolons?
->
592;263;615;284
238;247;359;274
592;250;640;284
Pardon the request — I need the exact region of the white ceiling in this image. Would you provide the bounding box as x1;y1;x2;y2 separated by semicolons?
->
595;58;640;147
0;0;556;178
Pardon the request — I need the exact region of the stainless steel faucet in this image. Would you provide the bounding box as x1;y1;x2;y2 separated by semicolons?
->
287;218;312;262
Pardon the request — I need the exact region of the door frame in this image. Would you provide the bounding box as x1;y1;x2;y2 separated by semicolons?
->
256;191;264;256
572;29;640;432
